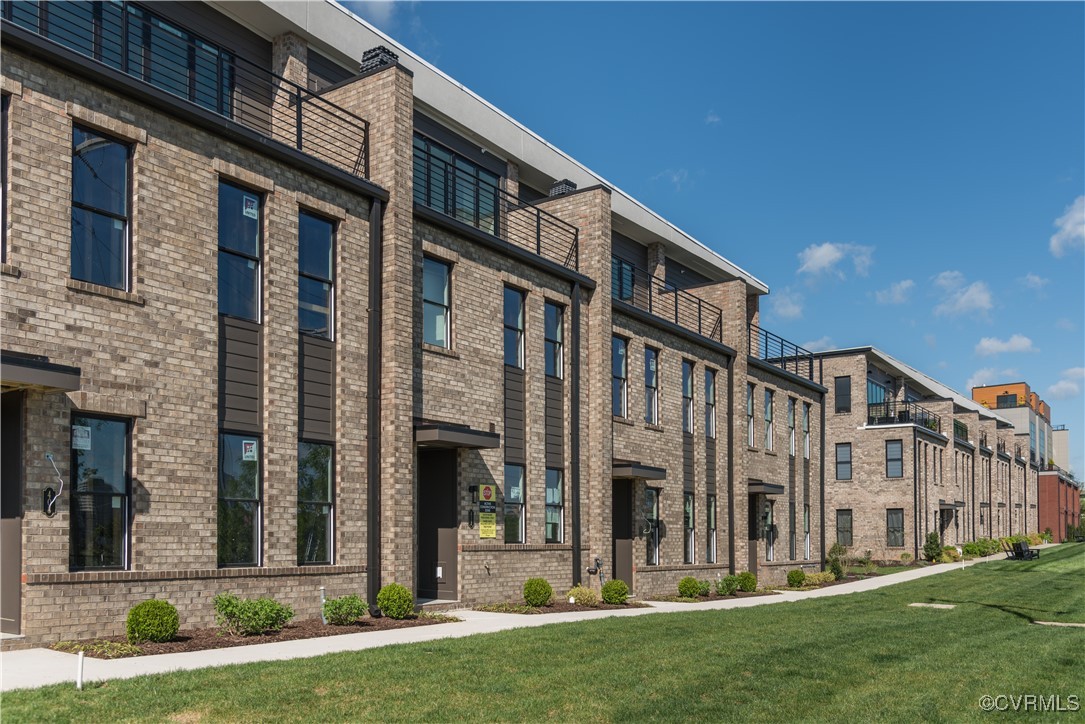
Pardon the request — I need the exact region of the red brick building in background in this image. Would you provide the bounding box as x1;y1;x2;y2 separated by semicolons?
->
1038;469;1081;542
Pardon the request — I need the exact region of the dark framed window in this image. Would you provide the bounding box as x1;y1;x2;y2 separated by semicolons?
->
72;125;130;290
412;134;499;235
836;443;852;480
298;442;333;565
788;398;796;456
611;256;635;302
218;432;261;566
2;94;8;262
298;211;335;339
765;501;776;562
682;360;694;434
886;439;904;478
887;508;905;548
422;256;450;347
504;464;524;544
996;394;1016;409
747;383;756;447
803;403;811;459
867;379;888;405
704;369;717;439
706;494;717;563
612;337;628;417
544;301;563;378
69;414;129;570
683;491;695;564
645;487;660;566
644;347;659;425
763;388;774;450
545;468;563;543
835;376;851;414
836;509;853;547
804;504;811;559
218;180;261;321
503;287;525;368
789;501;796;561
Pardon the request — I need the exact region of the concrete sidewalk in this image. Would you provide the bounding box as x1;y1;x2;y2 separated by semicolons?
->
0;550;1027;692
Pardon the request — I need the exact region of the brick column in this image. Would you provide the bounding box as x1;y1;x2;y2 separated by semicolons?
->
646;242;665;281
271;32;309;149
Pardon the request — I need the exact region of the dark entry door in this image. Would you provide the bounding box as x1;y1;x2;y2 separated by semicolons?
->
417;449;458;600
747;494;760;575
1;392;24;635
612;481;634;591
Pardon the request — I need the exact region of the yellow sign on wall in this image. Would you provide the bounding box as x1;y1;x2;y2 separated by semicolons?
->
479;512;496;539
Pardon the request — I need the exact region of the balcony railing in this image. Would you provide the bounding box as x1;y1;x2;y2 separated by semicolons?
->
953;420;969;442
3;1;369;178
413;146;579;271
748;324;814;380
979;432;989;448
611;258;722;342
867;400;942;434
997;440;1007;454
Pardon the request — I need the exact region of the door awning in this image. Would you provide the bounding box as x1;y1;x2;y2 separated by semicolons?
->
1;350;81;392
414;422;500;449
612;460;666;480
938;499;966;510
748;479;785;496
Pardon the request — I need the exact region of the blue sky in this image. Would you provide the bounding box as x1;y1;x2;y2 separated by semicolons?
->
343;1;1085;476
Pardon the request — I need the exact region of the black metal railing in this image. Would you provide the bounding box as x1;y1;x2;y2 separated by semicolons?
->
3;1;369;178
953;419;969;442
867;400;942;434
748;324;814;380
413;146;579;271
997;440;1006;454
979;432;989;449
611;258;722;342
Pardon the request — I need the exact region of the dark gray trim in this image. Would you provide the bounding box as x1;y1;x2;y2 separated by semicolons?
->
937;499;958;510
365;199;383;610
748;480;785;496
997;451;1012;462
819;376;826;572
912;428;920;562
747;357;827;394
917;426;949;444
979;502;991;508
569;281;582;586
726;357;735;574
414;423;500;449
613;301;737;359
414;114;505;177
612;460;666;480
1;351;81;391
953;439;975;452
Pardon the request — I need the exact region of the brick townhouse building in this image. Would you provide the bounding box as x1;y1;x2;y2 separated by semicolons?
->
813;348;1038;562
0;1;826;645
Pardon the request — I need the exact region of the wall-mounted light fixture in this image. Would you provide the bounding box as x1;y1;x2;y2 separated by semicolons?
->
469;485;479;504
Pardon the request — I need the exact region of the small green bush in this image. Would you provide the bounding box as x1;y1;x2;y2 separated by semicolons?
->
213;593;294;636
567;585;598;606
677;576;701;598
827;543;847;579
804;571;836;586
716;575;739;596
787;569;806;588
601;579;629;605
323;594;369;625
961;542;982;559
923;532;943;562
900;552;914;563
736;571;757;592
939;546;961;564
523;578;553;607
125;599;179;644
376;583;414;620
697;579;712;597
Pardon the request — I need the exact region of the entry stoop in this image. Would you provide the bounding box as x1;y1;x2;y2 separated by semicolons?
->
414;598;465;614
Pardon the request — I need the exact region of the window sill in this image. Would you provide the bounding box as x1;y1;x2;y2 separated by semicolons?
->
613;416;634;426
1;263;20;278
765;450;778;457
422;342;458;359
748;446;759;452
67;279;145;306
644;423;664;433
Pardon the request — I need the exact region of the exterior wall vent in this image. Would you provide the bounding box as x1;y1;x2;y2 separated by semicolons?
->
549;179;577;197
360;46;400;74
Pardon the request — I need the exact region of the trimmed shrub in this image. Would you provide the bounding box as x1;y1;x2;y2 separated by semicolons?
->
716;575;740;596
601;579;629;605
827;543;847;579
938;546;961;564
1027;532;1042;546
736;571;757;592
677;576;701;598
923;532;943;562
787;569;806;588
567;585;598;607
804;572;836;586
126;599;179;644
523;578;554;607
697;579;712;597
376;583;414;620
323;594;369;626
900;552;914;564
961;542;982;559
213;593;294;636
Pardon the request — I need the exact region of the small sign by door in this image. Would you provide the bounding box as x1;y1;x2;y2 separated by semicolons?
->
479;512;496;539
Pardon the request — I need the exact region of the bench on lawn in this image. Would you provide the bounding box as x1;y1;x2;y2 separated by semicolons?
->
1012;541;1039;560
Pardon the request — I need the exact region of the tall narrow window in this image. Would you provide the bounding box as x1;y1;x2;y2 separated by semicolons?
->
836;509;853;547
298;211;334;339
422;257;451;348
412;134;499;235
867;379;887;405
682;360;694;434
887;508;904;548
612;337;628;417
704;369;717;439
765;501;775;561
804;505;811;559
219;432;261;566
298;442;333;565
886;439;903;478
611;256;635;302
645;487;660;565
218;181;261;321
788;398;796;456
789;501;796;560
1;94;8;261
644;348;659;425
834;376;851;414
764;389;774;450
836;443;852;480
72;125;130;290
683;492;695;564
544;302;563;378
504;464;524;544
503;287;525;368
706;494;717;563
803;403;811;459
545;468;563;543
70;414;129;569
747;383;756;447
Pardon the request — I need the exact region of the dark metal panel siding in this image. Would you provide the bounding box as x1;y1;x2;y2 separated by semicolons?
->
307;49;354;92
665;258;711;289
612;232;647;269
504;367;525;465
545;376;563;468
219;317;261;433
300;335;335;442
683;433;694;492
705;437;716;495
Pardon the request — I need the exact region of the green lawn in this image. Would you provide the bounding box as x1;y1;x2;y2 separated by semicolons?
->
6;544;1084;722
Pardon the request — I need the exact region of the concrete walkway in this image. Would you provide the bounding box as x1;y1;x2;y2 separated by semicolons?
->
0;549;1034;692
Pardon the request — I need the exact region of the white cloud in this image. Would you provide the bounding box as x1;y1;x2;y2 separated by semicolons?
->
1046;379;1080;400
966;367;1018;390
875;279;914;304
769;287;804;320
652;168;689;192
932;271;993;318
705;110;721;125
801;336;835;352
344;0;398;30
1050;195;1085;257
797;242;873;278
974;334;1036;356
1062;367;1085;379
1020;273;1049;291
1055;318;1075;331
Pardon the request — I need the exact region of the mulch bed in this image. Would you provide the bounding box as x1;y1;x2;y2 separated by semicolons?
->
478;600;651;615
54;615;454;659
647;590;779;603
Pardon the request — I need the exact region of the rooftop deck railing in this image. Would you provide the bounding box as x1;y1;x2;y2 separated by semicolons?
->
3;0;369;178
748;324;814;380
414;146;579;271
954;419;970;443
612;258;722;342
867;400;942;434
